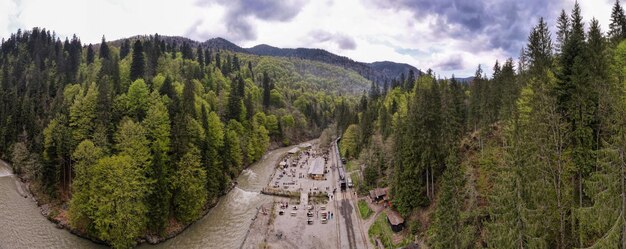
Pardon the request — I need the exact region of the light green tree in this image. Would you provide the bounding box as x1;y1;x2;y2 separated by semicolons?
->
172;147;207;223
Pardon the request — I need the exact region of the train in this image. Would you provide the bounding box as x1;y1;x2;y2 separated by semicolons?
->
335;137;347;191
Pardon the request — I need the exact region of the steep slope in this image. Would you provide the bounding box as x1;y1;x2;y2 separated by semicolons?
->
247;44;422;82
247;44;378;80
243;54;371;94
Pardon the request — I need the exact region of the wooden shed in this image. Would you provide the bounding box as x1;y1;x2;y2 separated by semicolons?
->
386;209;405;232
369;187;388;202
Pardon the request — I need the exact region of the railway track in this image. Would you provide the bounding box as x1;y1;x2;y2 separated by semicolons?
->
331;139;369;249
331;142;342;249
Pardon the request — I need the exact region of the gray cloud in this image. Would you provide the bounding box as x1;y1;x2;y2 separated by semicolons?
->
193;0;308;41
309;30;357;50
435;54;464;71
368;0;565;54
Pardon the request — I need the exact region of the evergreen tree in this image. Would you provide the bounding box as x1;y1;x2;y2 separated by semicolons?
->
99;36;110;60
556;10;570;54
609;0;626;43
215;52;221;70
204;48;211;66
262;71;271;109
197;45;204;68
406;69;415;90
142;93;171;234
227;76;243;121
130;40;145;81
120;39;130;59
429;151;463;249
183;80;196;118
86;44;94;65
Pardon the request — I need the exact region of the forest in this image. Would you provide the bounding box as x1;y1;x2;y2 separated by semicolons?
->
0;28;362;248
4;1;626;248
340;1;626;248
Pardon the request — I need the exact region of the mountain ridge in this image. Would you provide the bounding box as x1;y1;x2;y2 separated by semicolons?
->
110;35;422;82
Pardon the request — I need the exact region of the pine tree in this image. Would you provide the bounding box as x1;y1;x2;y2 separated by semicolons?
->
99;36;110;60
609;0;626;43
183;80;196;118
215;52;221;70
556;10;570;54
262;71;271;109
429;151;463;249
86;44;94;65
120;39;130;59
204;48;211;66
130;40;145;81
142;92;171;234
406;69;415;90
227;76;243;121
197;45;204;68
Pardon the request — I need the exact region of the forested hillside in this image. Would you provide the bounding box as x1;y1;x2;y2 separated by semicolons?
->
343;1;626;248
0;29;361;248
248;44;419;81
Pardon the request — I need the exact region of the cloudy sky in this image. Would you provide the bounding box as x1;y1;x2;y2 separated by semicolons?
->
0;0;616;77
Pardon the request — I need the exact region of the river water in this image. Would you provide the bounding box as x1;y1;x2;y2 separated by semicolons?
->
0;143;303;249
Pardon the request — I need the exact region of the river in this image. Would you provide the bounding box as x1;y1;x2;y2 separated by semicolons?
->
0;142;305;249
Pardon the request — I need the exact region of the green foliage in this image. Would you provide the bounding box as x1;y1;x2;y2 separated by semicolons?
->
89;155;149;249
428;152;464;249
142;93;172;234
69;140;103;232
127;79;150;120
114;119;151;171
70;83;98;145
357;199;373;219
172;147;207;223
368;212;411;249
339;124;359;159
223;124;243;176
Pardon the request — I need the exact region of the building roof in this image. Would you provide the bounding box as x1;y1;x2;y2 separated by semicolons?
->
307;157;325;175
288;148;299;154
299;143;312;148
387;209;404;226
369;187;388;199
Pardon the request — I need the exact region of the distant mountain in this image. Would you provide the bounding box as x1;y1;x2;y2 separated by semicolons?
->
369;61;422;81
247;44;382;81
202;38;248;53
247;44;422;82
454;76;474;84
111;35;421;83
